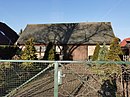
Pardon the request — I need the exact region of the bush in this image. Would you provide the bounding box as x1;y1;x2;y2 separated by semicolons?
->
21;38;37;60
106;37;123;61
98;43;108;61
21;38;37;70
92;43;100;61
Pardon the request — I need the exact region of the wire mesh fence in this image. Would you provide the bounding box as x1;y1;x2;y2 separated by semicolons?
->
0;60;53;97
0;60;130;97
58;61;122;97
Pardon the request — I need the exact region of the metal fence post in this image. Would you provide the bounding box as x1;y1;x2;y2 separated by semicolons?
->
54;62;58;97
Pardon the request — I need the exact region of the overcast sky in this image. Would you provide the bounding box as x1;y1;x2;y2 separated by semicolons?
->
0;0;129;40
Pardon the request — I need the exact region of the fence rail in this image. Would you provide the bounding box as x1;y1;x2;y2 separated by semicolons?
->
0;60;130;97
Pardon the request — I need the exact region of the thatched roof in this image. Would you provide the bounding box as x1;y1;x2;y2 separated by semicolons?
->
17;22;115;45
0;22;19;45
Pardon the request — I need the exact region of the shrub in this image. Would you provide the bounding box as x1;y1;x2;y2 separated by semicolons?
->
106;37;123;61
98;43;108;61
92;43;100;61
21;38;37;70
21;38;37;60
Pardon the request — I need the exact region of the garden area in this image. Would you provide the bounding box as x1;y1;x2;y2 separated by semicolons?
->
0;37;130;97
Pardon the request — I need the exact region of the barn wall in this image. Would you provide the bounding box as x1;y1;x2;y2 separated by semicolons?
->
72;45;110;61
72;45;88;60
88;45;110;60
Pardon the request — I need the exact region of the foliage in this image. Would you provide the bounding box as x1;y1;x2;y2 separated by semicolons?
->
21;38;37;60
106;37;123;61
91;38;123;77
92;43;100;61
21;38;37;69
0;62;41;96
90;37;123;97
91;63;121;81
0;62;12;96
48;48;55;60
98;43;108;61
